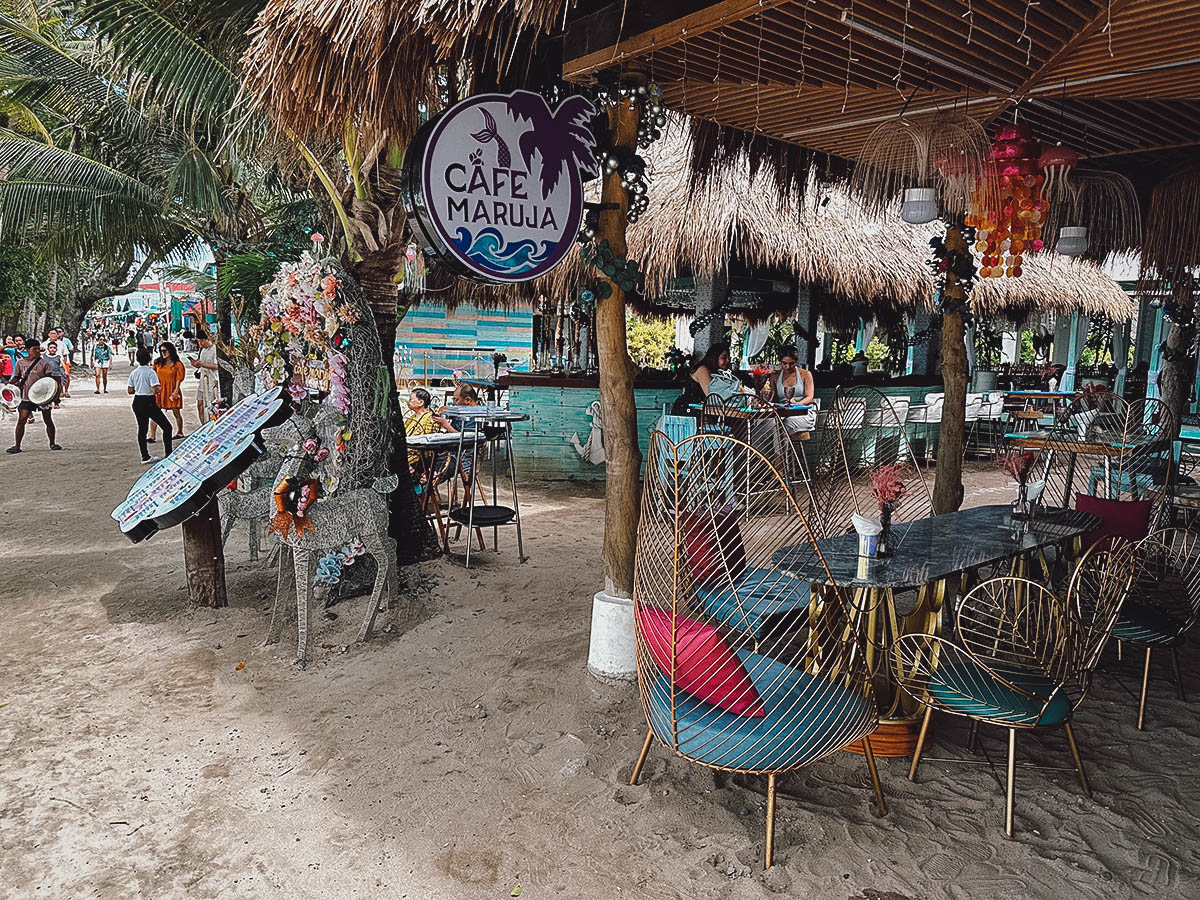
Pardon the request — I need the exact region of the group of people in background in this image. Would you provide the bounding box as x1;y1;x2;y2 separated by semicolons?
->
402;382;483;493
3;322;221;464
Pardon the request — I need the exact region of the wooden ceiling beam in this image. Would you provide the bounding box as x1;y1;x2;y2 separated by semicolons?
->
563;0;791;79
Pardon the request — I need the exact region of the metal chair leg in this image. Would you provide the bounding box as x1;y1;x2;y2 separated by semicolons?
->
629;729;653;785
862;738;887;816
764;773;777;870
1171;648;1186;701
966;720;980;753
1063;723;1091;798
1005;728;1017;838
909;707;933;781
1117;638;1123;662
1138;647;1153;730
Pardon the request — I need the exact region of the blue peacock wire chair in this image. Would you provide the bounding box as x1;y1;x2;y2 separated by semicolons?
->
629;429;885;869
896;539;1135;836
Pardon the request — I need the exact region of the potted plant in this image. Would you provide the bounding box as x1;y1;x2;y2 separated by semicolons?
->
973;320;1004;391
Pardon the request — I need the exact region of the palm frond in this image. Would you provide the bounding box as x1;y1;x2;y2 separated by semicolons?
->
167;144;233;219
79;0;245;136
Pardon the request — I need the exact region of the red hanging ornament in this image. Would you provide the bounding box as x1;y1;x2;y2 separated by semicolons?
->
971;124;1046;279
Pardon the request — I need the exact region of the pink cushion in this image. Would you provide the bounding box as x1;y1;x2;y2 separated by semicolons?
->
1075;493;1152;549
636;607;765;717
681;508;748;585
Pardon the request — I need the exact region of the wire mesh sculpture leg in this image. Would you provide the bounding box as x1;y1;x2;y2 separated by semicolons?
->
1171;649;1186;701
355;531;396;644
266;544;294;645
862;739;887;816
629;729;654;786
249;519;261;562
1005;728;1017;838
1138;647;1153;730
909;707;934;782
1063;723;1091;798
293;548;315;668
765;773;777;870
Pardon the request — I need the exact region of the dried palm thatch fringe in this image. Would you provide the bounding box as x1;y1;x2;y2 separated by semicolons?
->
1041;169;1143;264
240;0;569;141
504;125;1132;324
1139;164;1200;297
687;119;850;205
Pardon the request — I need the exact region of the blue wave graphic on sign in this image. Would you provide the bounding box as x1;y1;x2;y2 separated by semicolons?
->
453;227;555;275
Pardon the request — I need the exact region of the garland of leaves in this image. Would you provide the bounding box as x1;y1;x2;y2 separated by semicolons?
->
927;222;978;321
575;83;665;307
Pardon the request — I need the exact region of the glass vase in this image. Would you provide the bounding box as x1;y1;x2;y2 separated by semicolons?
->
1011;480;1031;520
879;504;894;557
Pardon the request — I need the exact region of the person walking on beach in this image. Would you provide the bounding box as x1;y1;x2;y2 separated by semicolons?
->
6;340;62;454
92;337;112;393
42;341;66;409
149;341;186;442
124;330;137;365
190;331;219;425
128;347;173;463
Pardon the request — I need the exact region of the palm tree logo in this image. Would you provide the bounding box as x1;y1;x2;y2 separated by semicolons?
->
490;90;597;200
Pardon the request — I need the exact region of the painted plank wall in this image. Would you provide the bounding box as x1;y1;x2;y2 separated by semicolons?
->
506;384;682;481
395;303;533;381
506;381;947;481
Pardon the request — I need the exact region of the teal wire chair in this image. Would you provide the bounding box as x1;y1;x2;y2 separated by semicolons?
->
896;541;1134;836
1112;527;1200;729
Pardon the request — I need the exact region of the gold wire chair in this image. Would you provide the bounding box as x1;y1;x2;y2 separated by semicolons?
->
700;392;812;510
1112;527;1200;729
806;385;933;541
629;430;885;869
1037;393;1169;512
896;541;1134;836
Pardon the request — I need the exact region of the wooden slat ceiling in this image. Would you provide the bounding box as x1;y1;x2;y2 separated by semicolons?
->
562;0;1200;164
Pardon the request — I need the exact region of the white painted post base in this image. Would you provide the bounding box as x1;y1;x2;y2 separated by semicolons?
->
586;590;637;683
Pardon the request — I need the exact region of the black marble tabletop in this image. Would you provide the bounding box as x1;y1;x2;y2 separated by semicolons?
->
772;504;1099;589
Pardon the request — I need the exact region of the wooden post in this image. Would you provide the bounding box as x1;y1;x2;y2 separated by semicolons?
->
594;95;643;597
183;497;228;607
1157;281;1196;440
933;221;970;514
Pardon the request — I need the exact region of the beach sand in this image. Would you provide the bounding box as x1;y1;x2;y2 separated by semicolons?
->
2;362;1197;899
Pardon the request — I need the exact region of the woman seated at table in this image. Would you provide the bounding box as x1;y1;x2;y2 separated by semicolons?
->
404;388;438;476
434;383;483;484
761;345;817;437
688;343;748;400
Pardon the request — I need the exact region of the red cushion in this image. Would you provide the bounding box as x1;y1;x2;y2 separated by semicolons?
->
1075;493;1152;549
636;607;765;717
681;508;748;585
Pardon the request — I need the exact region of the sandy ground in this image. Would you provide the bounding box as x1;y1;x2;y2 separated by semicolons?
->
2;359;1198;900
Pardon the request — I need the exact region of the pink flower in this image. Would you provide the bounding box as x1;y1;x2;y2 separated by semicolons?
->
311;233;324;244
315;447;330;463
301;438;319;454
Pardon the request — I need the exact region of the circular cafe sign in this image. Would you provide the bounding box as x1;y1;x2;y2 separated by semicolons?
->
404;90;597;284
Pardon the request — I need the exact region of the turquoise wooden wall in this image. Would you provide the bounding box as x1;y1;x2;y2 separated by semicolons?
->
506;381;945;482
506;383;682;481
395;303;532;380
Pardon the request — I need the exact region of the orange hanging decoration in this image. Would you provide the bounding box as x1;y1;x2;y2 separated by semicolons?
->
970;124;1046;279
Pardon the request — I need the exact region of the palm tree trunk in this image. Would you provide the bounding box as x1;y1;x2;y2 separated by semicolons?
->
933;221;971;514
352;246;441;564
594;98;643;597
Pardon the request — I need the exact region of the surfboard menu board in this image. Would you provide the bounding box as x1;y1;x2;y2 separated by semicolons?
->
112;385;291;542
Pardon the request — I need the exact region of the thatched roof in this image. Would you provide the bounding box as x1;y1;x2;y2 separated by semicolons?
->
241;0;568;141
530;125;1134;324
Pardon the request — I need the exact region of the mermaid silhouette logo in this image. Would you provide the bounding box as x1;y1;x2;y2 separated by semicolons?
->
406;90;597;284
